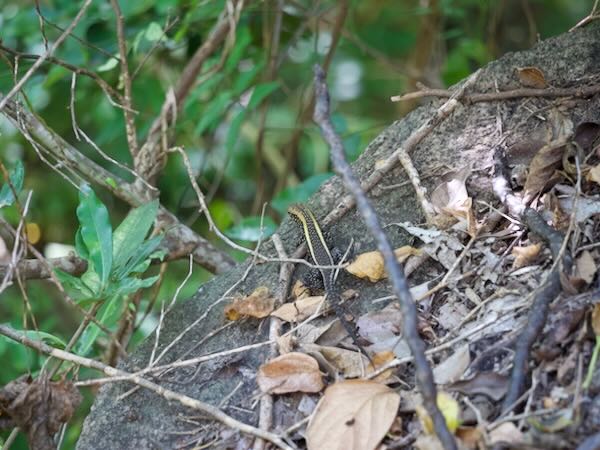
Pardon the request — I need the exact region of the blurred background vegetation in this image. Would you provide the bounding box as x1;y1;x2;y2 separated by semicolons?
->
0;0;592;448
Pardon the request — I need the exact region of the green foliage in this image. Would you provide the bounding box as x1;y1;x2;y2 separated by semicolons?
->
225;216;278;242
55;186;163;354
272;173;333;215
0;160;24;208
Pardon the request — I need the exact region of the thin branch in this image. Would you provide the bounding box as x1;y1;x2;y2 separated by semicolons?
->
134;11;234;183
109;0;139;156
312;64;457;450
0;324;295;450
0;0;93;112
390;83;600;104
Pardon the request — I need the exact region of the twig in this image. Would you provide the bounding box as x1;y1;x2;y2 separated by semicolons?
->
312;64;457;450
109;0;139;156
0;0;93;112
253;233;289;450
134;10;234;183
320;69;481;229
0;324;295;450
501;150;580;413
390;83;600;104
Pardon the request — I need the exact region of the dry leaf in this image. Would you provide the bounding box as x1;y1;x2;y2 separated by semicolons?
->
0;375;82;450
511;243;541;269
416;391;461;434
303;344;369;378
292;280;311;299
488;422;523;446
524;141;567;198
573;250;597;286
346;247;421;282
366;351;396;382
430;167;476;236
271;296;325;322
306;380;401;450
433;345;470;385
257;352;324;394
456;426;482;449
224;286;274;320
447;372;508;402
592;304;600;336
516;66;547;89
587;164;600;185
574;121;600;150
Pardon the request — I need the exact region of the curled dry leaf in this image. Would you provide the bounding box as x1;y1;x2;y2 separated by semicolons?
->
345;246;421;282
224;286;274;320
292;279;311;299
516;66;547;89
256;352;324;394
430;166;476;236
271;295;325;322
511;243;542;269
0;375;82;450
524;141;567;198
306;380;401;450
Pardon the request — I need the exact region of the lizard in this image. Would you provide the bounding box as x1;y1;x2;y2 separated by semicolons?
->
287;204;371;362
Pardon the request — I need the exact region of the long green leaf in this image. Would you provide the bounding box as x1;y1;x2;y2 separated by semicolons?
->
113;200;159;272
113;234;163;280
76;295;121;356
0;160;24;208
76;185;113;288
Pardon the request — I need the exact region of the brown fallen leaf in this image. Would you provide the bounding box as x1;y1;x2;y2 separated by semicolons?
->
271;295;325;322
306;380;401;450
524;141;567;198
345;247;421;282
256;352;324;394
488;422;523;446
511;243;541;269
224;286;274;320
516;66;547;89
302;343;370;378
292;279;311;300
447;372;508;402
587;164;600;185
433;345;470;385
366;350;396;382
0;375;81;450
430;166;477;236
572;250;597;287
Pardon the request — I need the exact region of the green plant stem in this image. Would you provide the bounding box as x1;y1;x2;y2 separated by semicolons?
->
584;335;600;390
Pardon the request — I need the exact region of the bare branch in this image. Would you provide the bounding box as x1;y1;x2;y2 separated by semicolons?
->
0;0;93;111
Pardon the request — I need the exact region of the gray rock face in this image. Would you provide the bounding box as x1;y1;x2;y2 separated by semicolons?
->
77;23;600;449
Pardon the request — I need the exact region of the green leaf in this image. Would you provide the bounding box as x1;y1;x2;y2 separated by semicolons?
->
225;216;277;241
224;26;252;73
75;227;89;260
112;200;159;273
272;173;333;215
145;22;163;41
76;185;113;288
194;91;232;136
20;330;67;349
105;275;160;299
54;268;95;299
76;295;121;356
247;82;279;109
232;60;264;95
226;108;247;154
0;160;24;208
113;234;163;280
96;57;119;72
